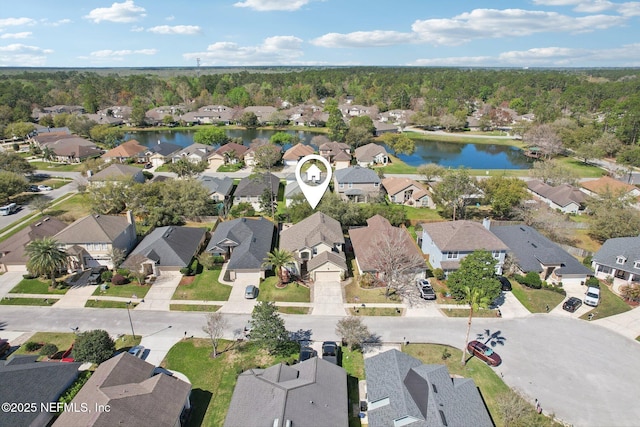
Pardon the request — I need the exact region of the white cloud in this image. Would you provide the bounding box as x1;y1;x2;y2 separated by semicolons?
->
233;0;316;11
131;26;144;32
148;25;202;35
412;56;495;66
618;2;640;16
89;48;157;58
311;30;416;48
183;36;304;65
85;0;146;23
165;16;175;21
532;0;640;16
0;17;36;27
411;8;625;45
0;43;53;66
47;19;72;27
0;32;32;40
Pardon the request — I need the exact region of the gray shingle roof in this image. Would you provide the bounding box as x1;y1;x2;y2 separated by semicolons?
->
490;225;593;276
122;226;206;269
306;250;347;272
224;357;348;427
354;143;387;162
334;165;380;184
422;220;508;252
206;217;275;270
147;142;182;156
199;176;233;197
593;236;640;275
55;213;132;244
364;349;493;427
527;180;586;208
235;172;280;197
280;212;344;253
88;163;142;181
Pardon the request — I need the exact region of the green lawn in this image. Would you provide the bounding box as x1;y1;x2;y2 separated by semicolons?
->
344;276;400;304
380;155;417;174
403;206;444;224
28;161;83;172
555;156;607;178
0;297;55;306
162;339;297;427
45;192;93;221
10;278;69;294
172;267;232;301
216;163;243;172
93;283;150;299
441;307;501;318
170;304;221;312
510;280;564;313
85;300;135;309
579;282;630;320
257;276;311;303
277;306;310;314
404;343;561;427
348;307;403;316
340;346;365;427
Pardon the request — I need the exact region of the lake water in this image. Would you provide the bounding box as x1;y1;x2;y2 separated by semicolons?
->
126;129;531;170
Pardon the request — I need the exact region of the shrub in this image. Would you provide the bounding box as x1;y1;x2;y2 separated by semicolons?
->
116;268;130;277
142;171;153;180
516;272;542;289
39;343;58;356
432;268;446;280
101;270;113;282
359;273;377;289
180;267;192;276
586;277;600;288
111;274;128;285
22;273;36;279
582;255;593;267
24;341;42;352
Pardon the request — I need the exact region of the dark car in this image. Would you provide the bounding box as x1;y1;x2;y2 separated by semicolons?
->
416;278;436;300
27;185;40;192
299;346;317;362
563;296;583;313
0;339;10;358
322;341;339;365
498;276;512;291
467;340;502;366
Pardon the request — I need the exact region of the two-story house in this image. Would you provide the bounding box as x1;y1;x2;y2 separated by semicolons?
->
382;177;435;208
354;143;388;167
234;172;280;212
279;212;347;282
420;220;508;275
333;166;382;203
87;163;146;187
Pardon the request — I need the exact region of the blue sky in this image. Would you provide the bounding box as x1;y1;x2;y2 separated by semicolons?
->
1;0;639;67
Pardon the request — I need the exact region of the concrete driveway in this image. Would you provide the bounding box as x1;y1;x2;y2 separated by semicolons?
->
312;281;346;316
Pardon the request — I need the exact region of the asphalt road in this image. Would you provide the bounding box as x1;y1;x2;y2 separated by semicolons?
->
1;306;639;426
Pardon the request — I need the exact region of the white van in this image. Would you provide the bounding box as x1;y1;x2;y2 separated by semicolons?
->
584;286;600;307
0;203;17;216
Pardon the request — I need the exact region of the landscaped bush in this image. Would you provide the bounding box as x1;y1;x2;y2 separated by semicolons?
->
39;343;58;356
116;268;130;277
101;270;113;282
541;282;566;295
432;268;445;280
358;273;378;289
180;267;192;276
24;341;42;352
111;274;128;285
582;255;593;267
586;277;600;288
515;272;543;289
22;273;36;279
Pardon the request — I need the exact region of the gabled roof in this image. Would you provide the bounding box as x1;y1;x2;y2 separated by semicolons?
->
318;141;349;155
199;176;233;196
283;143;314;161
422;220;508;252
234;172;280;197
593;235;640;274
1;355;81;427
88;163;142;181
172;143;215;160
354;143;387;162
0;217;67;266
53;353;191;427
527;180;586;207
382;177;430;199
280;212;344;253
102;139;147;158
122;226;205;269
55;213;132;244
334;165;380;184
147;142;182;157
215;142;249;157
581;176;637;196
365;349;493;427
224;357;348;427
206;217;275;270
307;250;347;272
490;224;592;276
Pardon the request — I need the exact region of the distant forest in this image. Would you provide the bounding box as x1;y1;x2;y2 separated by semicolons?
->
0;66;639;145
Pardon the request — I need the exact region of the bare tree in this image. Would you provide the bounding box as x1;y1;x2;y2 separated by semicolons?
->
336;316;371;351
368;226;426;303
529;159;578;186
109;247;126;270
203;312;228;358
524;124;563;159
30;196;52;215
416;163;445;183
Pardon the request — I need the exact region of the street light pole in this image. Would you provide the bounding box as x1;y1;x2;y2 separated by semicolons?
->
126;301;136;339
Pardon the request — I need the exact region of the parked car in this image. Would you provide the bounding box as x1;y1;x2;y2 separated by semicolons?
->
0;339;11;358
144;163;153;169
416;278;436;300
37;185;53;191
584;286;600;307
27;185;40;192
322;341;339;365
498;276;512;291
299;346;317;362
467;340;502;366
244;285;258;299
563;296;583;313
128;345;146;359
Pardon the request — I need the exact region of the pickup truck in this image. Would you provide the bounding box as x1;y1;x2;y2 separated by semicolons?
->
416;278;437;300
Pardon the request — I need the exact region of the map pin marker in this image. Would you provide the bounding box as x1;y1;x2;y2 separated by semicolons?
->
295;154;332;209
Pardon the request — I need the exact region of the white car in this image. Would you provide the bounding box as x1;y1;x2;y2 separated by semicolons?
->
584;286;600;307
37;185;53;191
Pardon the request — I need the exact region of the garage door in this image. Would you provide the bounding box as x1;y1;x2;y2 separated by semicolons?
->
314;271;342;282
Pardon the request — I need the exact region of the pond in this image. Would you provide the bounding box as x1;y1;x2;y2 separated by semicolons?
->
126;129;531;170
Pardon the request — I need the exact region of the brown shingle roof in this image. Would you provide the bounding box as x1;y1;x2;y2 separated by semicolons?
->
283;143;314;161
382;177;430;199
55;214;131;244
0;217;67;266
280;212;344;253
421;220;508;252
581;176;636;195
102;139;147;159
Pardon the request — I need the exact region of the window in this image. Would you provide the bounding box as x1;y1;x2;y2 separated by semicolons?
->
339;183;344;189
374;182;380;187
617;256;626;265
446;251;458;259
349;182;353;188
635;261;640;269
492;250;501;258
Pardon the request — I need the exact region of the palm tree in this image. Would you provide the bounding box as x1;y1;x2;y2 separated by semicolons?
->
461;285;491;365
262;249;294;285
25;237;68;288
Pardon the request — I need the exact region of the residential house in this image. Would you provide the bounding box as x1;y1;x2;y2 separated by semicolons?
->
349;215;425;278
181;105;234;125
224;357;348;427
283;173;303;207
373;120;399;136
54;211;137;271
354;143;389;167
88;163;146;186
83;112;123;126
234;172;280;212
339;103;377;118
280;212;347;282
527;180;586;214
490;223;592;286
334;165;382;203
121;226;206;276
199;176;234;206
382;177;435;208
53;353;191;427
32;105;84;121
244;140;282;167
282;143;314;166
319;141;351;167
580;176;640;207
42;136;102;163
1;355;81;427
378;109;413;127
209;142;249;170
29;127;73;146
205;217;275;283
365;349;493;427
0;216;67;272
591;236;640;291
420;220;508;275
145;104;187;125
171;143;215;164
242;106;277;124
146;142;183;168
101;139;147;163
